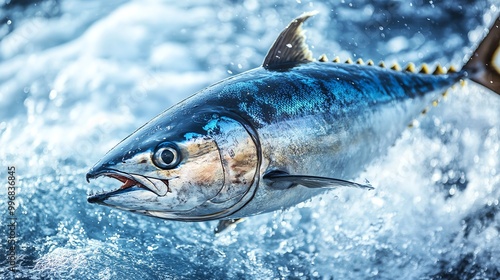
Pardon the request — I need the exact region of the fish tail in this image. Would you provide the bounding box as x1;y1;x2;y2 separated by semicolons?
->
463;17;500;95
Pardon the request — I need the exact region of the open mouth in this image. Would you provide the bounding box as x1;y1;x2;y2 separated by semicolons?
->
86;169;171;203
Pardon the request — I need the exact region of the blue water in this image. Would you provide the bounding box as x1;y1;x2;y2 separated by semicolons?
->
1;0;499;279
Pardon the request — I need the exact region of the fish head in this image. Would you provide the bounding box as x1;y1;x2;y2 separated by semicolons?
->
86;109;260;221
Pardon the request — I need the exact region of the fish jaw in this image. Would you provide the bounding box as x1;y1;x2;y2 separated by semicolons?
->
86;169;170;201
86;165;224;214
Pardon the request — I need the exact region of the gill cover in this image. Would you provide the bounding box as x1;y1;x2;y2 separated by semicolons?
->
150;115;260;221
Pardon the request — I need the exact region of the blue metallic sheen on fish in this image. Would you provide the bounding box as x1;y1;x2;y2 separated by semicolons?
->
86;12;500;229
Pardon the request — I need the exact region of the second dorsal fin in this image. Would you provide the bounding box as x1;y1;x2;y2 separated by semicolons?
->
262;11;317;70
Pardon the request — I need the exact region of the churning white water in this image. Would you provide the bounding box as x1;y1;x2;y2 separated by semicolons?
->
0;0;499;278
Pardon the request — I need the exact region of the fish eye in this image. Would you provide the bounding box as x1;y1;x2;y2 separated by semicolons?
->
152;142;181;169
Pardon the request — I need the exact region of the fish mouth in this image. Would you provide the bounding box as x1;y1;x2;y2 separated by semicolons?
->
86;169;171;203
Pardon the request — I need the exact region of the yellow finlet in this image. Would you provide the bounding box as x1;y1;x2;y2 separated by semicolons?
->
448;65;457;73
460;79;467;87
378;61;385;68
405;63;416;73
367;59;374;66
432;100;439;107
419;64;430;74
318;54;328;62
333;56;340;63
356;58;364;65
391;63;401;71
345;58;353;64
421;107;428;115
433;65;445;75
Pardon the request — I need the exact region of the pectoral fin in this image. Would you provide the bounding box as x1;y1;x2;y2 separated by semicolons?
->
263;171;374;190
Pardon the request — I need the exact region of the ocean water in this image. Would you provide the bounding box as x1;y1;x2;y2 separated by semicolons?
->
1;0;499;279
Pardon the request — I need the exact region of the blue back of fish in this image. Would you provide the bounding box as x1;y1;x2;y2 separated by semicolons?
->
175;61;461;215
132;61;464;216
142;61;464;175
189;62;458;124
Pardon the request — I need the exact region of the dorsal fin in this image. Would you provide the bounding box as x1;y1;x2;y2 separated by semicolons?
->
263;11;317;69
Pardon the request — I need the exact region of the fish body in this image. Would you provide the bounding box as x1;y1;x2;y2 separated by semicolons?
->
86;12;500;224
182;62;462;217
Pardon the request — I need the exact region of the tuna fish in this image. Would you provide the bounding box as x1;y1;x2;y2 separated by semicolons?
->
86;12;500;231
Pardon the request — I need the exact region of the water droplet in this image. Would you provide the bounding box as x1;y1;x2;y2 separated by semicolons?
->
449;187;456;196
49;89;58;100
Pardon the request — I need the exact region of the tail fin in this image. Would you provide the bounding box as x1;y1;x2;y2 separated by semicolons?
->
463;17;500;95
